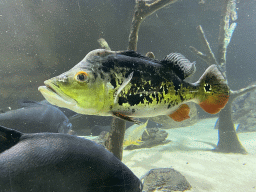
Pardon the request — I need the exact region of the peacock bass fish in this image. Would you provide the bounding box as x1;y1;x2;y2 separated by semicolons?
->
38;49;229;123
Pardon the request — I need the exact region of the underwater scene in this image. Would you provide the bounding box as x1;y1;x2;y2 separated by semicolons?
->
0;0;256;191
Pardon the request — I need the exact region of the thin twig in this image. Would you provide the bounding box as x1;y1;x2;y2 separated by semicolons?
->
189;25;217;66
189;46;209;65
230;84;256;99
190;25;226;81
196;25;218;65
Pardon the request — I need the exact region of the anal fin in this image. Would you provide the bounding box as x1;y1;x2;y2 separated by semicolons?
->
168;104;190;122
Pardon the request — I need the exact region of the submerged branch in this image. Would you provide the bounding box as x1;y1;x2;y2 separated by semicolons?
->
189;26;217;66
190;25;226;80
105;118;126;160
128;0;178;51
189;46;209;64
217;0;237;78
196;25;218;65
230;84;256;101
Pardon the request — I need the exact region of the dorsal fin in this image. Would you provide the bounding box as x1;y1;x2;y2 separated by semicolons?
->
0;126;23;153
161;53;196;80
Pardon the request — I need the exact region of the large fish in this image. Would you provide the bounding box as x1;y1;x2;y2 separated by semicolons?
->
38;49;229;123
0;125;142;192
0;100;72;134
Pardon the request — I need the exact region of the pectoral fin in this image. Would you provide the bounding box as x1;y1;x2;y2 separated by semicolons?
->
168;104;190;122
114;72;134;104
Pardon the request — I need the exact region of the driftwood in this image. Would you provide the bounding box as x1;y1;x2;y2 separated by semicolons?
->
105;118;126;160
128;0;178;51
105;0;178;160
190;0;256;154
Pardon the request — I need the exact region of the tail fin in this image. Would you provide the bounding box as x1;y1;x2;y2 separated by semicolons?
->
196;65;229;114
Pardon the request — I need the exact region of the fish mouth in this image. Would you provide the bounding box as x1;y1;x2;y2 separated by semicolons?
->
45;84;58;95
38;80;77;108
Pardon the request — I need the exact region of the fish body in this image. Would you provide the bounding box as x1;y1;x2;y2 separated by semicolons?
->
38;49;229;122
124;120;148;146
0;100;72;133
0;126;142;192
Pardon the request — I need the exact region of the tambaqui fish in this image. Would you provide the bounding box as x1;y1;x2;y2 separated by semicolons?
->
38;49;229;123
0;100;72;134
0;125;142;192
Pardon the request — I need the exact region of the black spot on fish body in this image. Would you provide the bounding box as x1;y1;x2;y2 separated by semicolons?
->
118;97;127;105
92;72;98;80
155;93;160;103
145;95;153;104
99;71;104;79
110;74;117;88
180;94;185;101
167;100;177;109
174;83;181;92
128;94;144;105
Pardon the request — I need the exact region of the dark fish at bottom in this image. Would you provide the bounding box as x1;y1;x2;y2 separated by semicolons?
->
0;126;142;192
38;49;229;123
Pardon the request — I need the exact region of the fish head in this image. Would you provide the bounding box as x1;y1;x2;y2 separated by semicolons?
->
38;49;115;115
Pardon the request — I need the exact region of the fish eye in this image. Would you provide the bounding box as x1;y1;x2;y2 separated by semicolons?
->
75;71;88;82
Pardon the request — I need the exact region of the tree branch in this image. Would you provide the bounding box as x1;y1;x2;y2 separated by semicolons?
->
194;25;218;65
128;0;178;51
230;84;256;101
217;0;237;78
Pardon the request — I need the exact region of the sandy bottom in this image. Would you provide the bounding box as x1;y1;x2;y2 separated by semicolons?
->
123;118;256;192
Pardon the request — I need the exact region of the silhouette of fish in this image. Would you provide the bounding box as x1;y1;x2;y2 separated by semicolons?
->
0;100;72;133
0;126;142;192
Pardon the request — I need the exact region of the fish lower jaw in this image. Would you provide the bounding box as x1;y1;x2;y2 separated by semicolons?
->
70;107;105;116
38;85;77;108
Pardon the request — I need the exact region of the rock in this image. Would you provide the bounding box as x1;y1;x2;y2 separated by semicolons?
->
125;128;171;150
141;168;191;192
